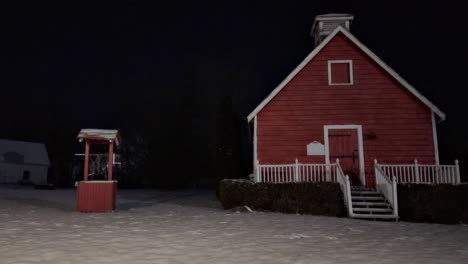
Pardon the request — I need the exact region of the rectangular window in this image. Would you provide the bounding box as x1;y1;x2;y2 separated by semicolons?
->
328;60;353;85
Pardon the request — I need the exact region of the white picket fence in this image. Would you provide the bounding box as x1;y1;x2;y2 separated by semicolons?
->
377;160;460;185
255;159;337;183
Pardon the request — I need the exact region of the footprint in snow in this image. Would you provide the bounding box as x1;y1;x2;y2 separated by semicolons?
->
347;227;364;233
159;234;175;238
186;230;203;235
223;232;246;237
131;228;148;232
275;234;311;239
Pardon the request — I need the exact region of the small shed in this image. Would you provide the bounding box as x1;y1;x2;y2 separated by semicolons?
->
0;139;50;185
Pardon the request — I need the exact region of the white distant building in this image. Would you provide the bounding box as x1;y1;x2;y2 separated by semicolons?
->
0;139;50;185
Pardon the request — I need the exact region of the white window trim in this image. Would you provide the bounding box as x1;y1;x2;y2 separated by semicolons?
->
324;124;365;186
328;60;354;85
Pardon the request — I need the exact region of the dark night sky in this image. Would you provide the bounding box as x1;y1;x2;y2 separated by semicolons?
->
1;1;467;181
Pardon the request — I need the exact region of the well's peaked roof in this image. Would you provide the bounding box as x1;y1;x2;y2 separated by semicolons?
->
247;26;446;122
77;129;121;145
0;139;50;166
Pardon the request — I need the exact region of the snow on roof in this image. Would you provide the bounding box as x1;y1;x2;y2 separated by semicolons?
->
0;139;50;166
247;26;446;122
314;13;354;19
77;129;121;145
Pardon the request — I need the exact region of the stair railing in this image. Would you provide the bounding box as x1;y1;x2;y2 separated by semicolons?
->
336;159;353;217
374;160;398;218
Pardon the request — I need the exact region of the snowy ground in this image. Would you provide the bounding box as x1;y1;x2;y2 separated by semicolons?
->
1;186;468;264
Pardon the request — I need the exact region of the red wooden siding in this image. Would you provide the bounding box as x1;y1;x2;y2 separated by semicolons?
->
77;181;117;212
330;62;350;84
256;32;436;179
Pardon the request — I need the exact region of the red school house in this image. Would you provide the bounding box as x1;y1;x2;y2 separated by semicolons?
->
247;14;461;219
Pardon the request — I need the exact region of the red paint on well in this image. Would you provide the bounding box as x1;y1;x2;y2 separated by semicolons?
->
256;32;436;187
84;141;90;181
77;181;117;212
108;142;114;181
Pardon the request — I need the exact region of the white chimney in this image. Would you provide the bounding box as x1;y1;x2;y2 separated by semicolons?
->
311;14;354;47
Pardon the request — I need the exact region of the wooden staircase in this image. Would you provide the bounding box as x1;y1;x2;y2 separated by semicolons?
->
350;186;398;220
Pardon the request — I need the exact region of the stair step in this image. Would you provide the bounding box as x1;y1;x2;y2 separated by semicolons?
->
351;213;398;220
351;187;376;192
353;208;393;213
351;191;380;196
352;196;385;201
352;201;390;207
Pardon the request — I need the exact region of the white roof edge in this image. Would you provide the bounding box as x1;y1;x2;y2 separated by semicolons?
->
338;28;446;121
247;26;446;122
247;26;344;122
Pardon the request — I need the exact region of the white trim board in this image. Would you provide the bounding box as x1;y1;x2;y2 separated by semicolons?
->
431;112;440;164
328;60;354;85
253;116;258;170
247;25;446;122
324;124;366;186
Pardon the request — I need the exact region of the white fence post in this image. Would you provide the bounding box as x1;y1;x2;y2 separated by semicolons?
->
345;175;353;216
336;158;340;181
295;158;299;182
374;159;378;180
374;159;378;186
255;160;261;183
414;159;420;184
455;159;461;184
392;175;398;218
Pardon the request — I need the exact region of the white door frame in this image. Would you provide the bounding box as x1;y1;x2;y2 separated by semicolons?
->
324;125;366;186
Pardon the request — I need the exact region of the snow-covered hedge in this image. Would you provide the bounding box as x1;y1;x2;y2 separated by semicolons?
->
218;179;346;217
398;184;468;224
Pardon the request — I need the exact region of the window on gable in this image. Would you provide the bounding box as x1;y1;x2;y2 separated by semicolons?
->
328;60;353;85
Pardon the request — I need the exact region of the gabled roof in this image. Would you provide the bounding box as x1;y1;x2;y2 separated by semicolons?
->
77;129;121;146
247;26;446;122
0;139;50;166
